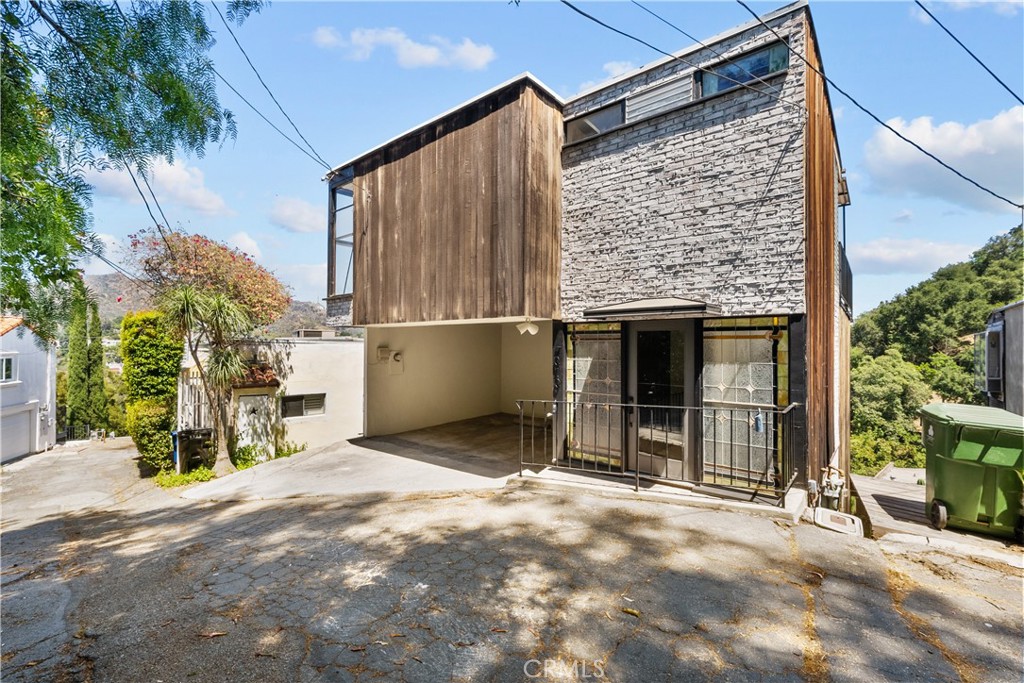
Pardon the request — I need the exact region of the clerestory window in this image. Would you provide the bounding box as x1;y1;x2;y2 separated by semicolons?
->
695;41;789;98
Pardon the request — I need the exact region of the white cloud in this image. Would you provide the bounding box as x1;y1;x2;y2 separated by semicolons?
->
84;159;232;217
914;0;1020;20
80;233;120;276
863;106;1023;213
315;26;495;71
273;263;327;303
229;231;262;260
269;196;325;234
848;237;977;275
312;26;342;48
579;61;637;92
891;209;913;223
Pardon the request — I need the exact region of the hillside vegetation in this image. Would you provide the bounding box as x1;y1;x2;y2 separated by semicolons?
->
850;226;1023;474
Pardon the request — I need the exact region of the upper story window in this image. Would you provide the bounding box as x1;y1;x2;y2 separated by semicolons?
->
1;356;15;383
328;177;354;299
695;41;789;98
565;101;625;144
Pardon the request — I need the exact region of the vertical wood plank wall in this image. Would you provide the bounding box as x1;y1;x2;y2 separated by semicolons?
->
351;82;562;325
803;22;840;482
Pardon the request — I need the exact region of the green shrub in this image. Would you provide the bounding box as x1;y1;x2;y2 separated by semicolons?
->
126;399;174;471
120;311;182;402
153;466;216;488
850;430;925;476
231;443;270;470
276;440;307;459
230;440;306;471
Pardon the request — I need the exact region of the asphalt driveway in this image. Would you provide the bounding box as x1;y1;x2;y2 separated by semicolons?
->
2;440;1021;682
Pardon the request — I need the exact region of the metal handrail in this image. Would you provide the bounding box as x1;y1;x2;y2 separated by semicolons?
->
517;399;803;504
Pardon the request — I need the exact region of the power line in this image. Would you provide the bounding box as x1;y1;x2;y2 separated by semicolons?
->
630;0;792;106
735;0;1022;211
559;0;806;114
83;247;158;294
212;66;331;170
913;1;1023;106
210;1;331;168
121;160;178;258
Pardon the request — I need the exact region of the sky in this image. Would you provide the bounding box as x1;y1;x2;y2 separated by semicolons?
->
80;0;1024;317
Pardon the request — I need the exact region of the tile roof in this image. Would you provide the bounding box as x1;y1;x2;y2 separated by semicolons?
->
0;316;25;337
232;363;280;389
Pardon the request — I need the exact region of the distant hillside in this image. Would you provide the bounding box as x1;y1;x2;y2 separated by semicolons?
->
853;226;1023;365
263;300;329;338
83;273;153;335
84;273;329;338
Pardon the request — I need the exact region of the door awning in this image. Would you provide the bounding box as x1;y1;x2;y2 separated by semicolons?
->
582;297;722;320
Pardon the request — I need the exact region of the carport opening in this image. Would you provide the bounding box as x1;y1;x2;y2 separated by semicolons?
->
363;320;553;444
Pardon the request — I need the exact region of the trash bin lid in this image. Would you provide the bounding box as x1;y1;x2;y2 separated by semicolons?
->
919;403;1024;434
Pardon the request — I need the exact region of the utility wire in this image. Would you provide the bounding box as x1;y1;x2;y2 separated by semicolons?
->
210;1;331;168
913;1;1023;106
736;0;1022;211
212;66;331;170
121;160;178;258
630;0;792;106
83;247;158;294
560;0;806;114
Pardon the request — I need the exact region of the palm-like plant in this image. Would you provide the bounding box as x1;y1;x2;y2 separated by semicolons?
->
161;285;251;475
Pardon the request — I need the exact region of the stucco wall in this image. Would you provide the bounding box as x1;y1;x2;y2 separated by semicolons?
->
561;9;808;320
500;321;553;414
250;339;365;448
365;324;502;436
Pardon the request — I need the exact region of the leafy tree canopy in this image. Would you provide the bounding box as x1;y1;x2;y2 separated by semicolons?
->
1;1;262;334
853;226;1022;364
129;229;290;328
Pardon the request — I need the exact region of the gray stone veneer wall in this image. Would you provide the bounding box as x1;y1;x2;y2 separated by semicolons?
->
561;9;808;320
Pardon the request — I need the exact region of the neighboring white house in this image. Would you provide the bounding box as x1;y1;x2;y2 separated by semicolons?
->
1;317;57;462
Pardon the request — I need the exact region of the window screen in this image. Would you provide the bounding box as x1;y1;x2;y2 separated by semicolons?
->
281;394;326;418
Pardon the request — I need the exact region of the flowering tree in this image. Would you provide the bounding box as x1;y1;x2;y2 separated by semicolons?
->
127;229;290;475
127;228;290;328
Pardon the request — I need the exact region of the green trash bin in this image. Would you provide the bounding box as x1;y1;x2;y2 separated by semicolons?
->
920;404;1024;543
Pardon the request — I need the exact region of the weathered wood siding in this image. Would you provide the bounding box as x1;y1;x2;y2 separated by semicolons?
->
803;21;844;482
351;82;562;325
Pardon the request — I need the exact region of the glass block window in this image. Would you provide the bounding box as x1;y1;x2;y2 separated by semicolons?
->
701;317;788;486
566;323;622;467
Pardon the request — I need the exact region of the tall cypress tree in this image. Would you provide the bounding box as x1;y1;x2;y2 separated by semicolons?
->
87;300;107;429
66;287;89;427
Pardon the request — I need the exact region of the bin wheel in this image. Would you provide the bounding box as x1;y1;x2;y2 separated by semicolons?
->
930;500;948;530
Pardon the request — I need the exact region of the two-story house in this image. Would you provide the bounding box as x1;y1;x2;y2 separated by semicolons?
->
1;317;57;462
325;0;851;506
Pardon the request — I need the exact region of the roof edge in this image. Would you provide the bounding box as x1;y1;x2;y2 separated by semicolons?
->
324;72;564;181
566;0;808;104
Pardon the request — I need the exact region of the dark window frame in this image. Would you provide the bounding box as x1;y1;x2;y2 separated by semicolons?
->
281;393;327;419
694;40;790;99
564;100;626;144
